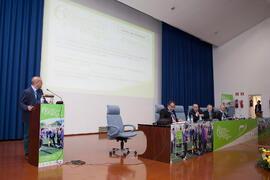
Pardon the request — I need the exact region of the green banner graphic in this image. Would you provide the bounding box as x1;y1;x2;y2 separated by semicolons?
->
39;104;64;167
213;119;257;150
40;104;64;120
221;93;234;106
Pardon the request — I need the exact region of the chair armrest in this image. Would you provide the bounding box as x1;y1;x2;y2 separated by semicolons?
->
107;125;120;137
123;124;136;132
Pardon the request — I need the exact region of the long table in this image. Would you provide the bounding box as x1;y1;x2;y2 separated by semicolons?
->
138;119;258;163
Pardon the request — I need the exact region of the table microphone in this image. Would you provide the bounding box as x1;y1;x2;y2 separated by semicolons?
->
46;88;64;104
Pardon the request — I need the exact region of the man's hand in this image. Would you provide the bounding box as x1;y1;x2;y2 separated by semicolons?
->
199;114;204;117
172;120;176;123
28;106;34;111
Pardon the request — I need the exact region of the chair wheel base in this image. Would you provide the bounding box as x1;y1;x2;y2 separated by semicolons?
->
108;148;137;157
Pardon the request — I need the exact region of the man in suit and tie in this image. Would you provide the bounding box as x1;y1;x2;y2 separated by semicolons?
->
216;104;228;121
19;76;43;159
159;101;179;125
203;104;216;121
189;104;204;123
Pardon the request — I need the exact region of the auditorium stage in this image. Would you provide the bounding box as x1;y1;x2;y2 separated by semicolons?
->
0;131;269;180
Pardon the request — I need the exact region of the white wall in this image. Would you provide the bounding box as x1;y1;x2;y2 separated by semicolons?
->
214;17;270;118
59;0;162;134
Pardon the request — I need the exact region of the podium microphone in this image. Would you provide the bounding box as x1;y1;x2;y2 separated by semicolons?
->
46;88;64;104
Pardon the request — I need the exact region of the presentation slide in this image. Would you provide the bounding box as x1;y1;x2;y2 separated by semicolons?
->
41;0;155;98
41;0;156;134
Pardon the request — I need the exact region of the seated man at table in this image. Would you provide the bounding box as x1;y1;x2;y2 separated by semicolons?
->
158;101;182;125
189;104;203;123
203;104;216;121
216;105;228;121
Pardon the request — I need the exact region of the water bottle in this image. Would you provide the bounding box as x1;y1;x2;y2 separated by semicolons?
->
221;113;224;121
187;115;190;122
41;97;44;104
191;114;194;124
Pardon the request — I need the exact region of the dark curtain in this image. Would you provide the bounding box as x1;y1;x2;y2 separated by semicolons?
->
162;23;214;114
0;0;44;140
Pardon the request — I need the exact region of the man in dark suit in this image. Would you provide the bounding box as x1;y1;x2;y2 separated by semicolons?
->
216;105;228;121
203;104;216;121
158;101;179;125
255;100;262;118
189;104;203;123
19;76;43;159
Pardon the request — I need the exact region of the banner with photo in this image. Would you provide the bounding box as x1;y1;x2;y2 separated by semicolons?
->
213;119;257;150
39;104;64;167
221;94;234;106
221;93;235;117
170;122;213;163
258;118;270;145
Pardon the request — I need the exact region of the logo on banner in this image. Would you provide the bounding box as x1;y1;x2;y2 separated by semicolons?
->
217;125;231;140
42;107;59;117
238;123;247;136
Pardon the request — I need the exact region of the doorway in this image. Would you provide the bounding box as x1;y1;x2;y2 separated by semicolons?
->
249;95;262;118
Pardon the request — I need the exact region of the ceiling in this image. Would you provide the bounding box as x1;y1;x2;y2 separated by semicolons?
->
117;0;270;46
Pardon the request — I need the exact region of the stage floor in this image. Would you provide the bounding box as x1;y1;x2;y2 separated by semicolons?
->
0;131;269;180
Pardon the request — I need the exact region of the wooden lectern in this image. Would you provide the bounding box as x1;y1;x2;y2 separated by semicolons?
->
28;104;41;166
28;103;64;167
